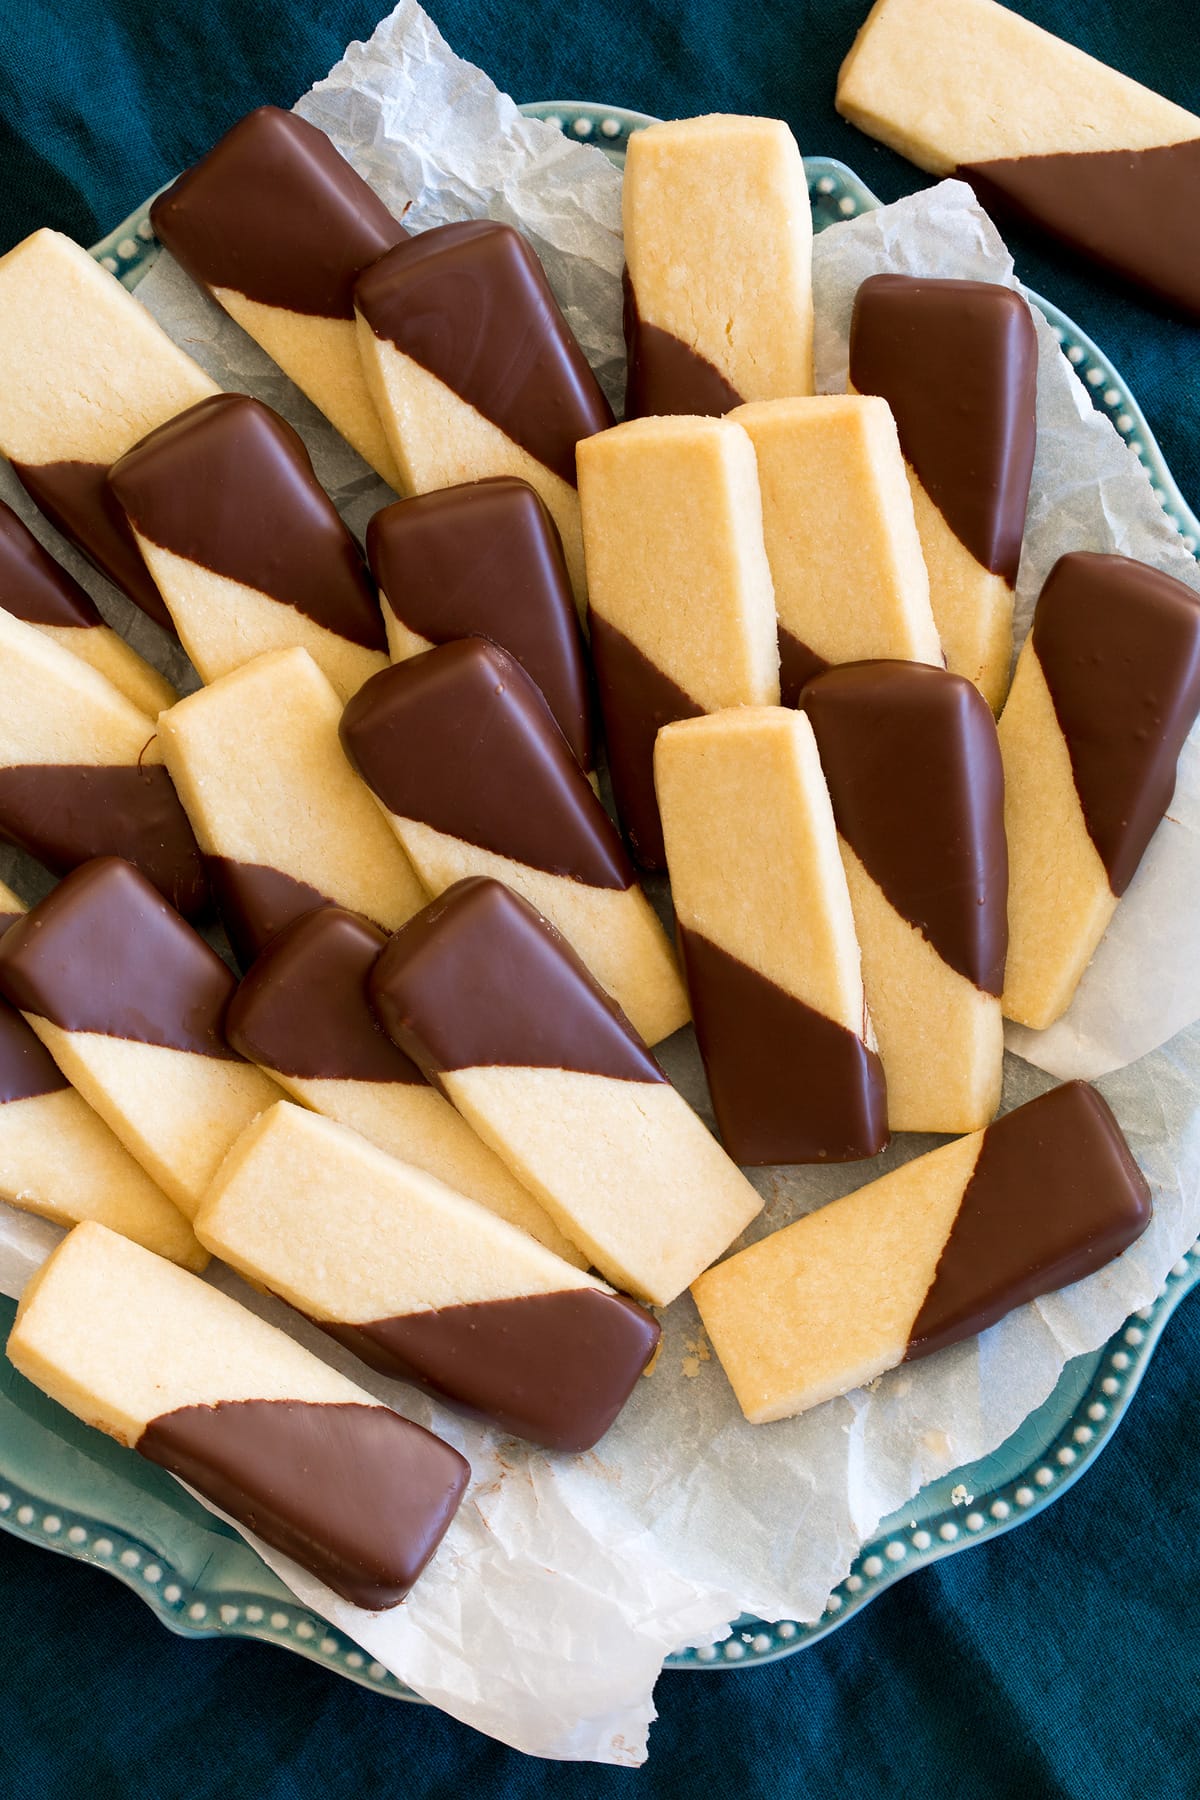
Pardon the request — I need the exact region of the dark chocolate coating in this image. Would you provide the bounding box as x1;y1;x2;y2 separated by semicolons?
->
960;139;1200;324
849;275;1037;582
354;220;613;489
13;460;174;631
802;660;1009;996
0;911;68;1105
0;856;239;1058
322;1287;660;1454
150;106;408;320
622;269;744;421
1030;552;1200;898
777;626;830;711
907;1081;1152;1361
206;858;335;972
108;394;387;652
340;638;632;890
0;501;103;629
366;477;594;771
678;927;888;1165
0;764;208;921
226;906;424;1085
370;876;667;1082
586;610;704;872
137;1397;468;1608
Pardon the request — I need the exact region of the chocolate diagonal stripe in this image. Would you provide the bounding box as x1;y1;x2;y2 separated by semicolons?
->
1031;552;1200;897
137;1397;469;1608
622;269;744;420
961;139;1200;324
802;661;1008;995
206;858;336;972
13;460;175;632
0;501;104;629
678;927;888;1164
370;877;667;1082
108;395;387;653
0;1003;70;1105
848;275;1037;583
150;106;408;321
778;626;831;711
340;639;631;890
907;1082;1152;1361
226;907;424;1085
322;1287;661;1454
586;610;705;872
0;764;208;922
0;857;239;1058
354;221;614;490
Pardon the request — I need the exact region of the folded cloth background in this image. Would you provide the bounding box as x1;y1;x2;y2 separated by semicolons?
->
0;1;1198;1794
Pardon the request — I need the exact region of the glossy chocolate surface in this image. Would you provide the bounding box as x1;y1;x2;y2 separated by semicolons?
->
802;661;1008;995
324;1286;660;1453
354;220;613;488
777;626;830;711
1031;552;1200;897
138;1397;468;1608
150;106;407;320
907;1081;1152;1360
109;394;387;651
340;638;631;889
13;460;174;631
0;903;71;1103
679;928;888;1165
370;877;667;1082
366;477;594;770
0;856;238;1057
849;275;1037;582
226;906;424;1085
207;858;335;971
0;764;207;921
622;269;744;420
0;501;103;628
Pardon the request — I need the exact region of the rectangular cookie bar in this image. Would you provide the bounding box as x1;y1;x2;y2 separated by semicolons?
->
837;0;1200;319
197;1101;660;1452
340;637;688;1046
108;394;389;702
577;415;780;869
622;115;813;417
8;1221;468;1605
693;1081;1151;1422
369;878;763;1308
0;229;218;629
1000;553;1200;1030
655;708;887;1163
150;106;408;488
156;646;426;969
0;858;280;1218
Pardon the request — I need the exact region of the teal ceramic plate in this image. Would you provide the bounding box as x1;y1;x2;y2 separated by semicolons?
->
4;99;1194;1697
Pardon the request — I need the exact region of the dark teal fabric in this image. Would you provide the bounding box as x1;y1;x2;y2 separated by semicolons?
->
1;2;1199;1791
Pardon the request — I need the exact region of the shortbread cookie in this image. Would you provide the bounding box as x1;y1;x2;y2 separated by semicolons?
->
224;906;583;1263
0;606;205;916
1000;553;1200;1030
729;397;942;703
0;500;175;714
849;275;1037;711
803;662;1007;1133
354;221;614;605
157;647;426;968
9;1222;468;1605
198;1102;659;1452
0;858;279;1218
837;0;1200;319
694;1081;1151;1422
367;478;595;773
109;395;389;701
150;106;407;487
623;115;814;417
0;229;218;628
370;878;762;1308
577;415;780;869
341;638;688;1045
656;708;887;1163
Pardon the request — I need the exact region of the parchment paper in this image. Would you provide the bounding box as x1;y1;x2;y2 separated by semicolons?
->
1;0;1199;1766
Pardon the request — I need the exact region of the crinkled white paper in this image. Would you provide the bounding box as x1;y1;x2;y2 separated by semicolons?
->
2;0;1200;1767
